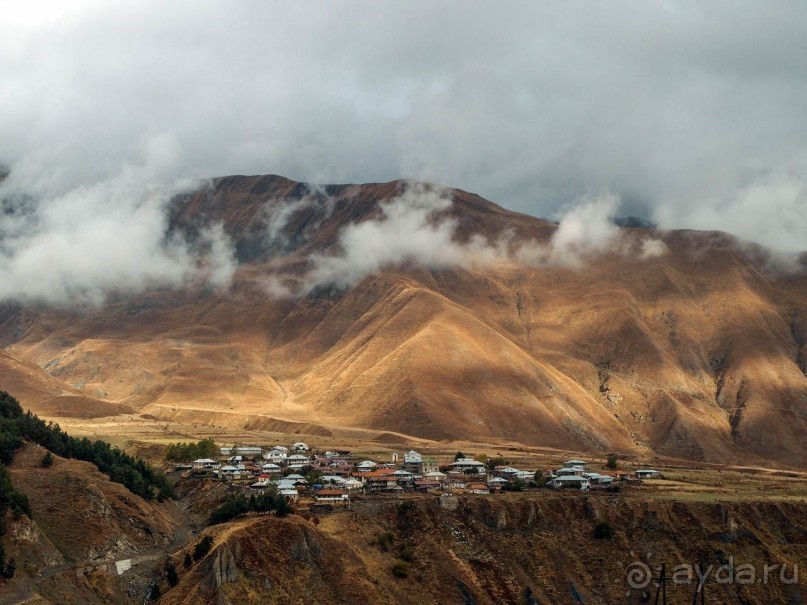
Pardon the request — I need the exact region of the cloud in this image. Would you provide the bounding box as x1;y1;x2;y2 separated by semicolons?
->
269;185;666;296
0;2;805;305
299;183;500;292
0;134;235;305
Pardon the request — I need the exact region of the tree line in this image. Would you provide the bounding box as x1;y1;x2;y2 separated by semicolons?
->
209;489;292;525
0;391;174;501
164;438;217;462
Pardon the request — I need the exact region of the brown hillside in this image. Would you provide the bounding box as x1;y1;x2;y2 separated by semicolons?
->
160;495;807;605
2;175;807;467
0;443;188;604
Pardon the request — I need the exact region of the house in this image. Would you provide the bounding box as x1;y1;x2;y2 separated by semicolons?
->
402;450;423;474
444;477;467;490
466;483;490;495
263;449;288;464
315;489;349;503
549;475;590;490
555;466;588;477
286;454;310;468
358;469;397;491
602;470;630;481
450;458;486;474
635;469;662;479
423;471;447;481
192;458;217;471
292;442;310;453
391;470;414;485
280;488;299;503
216;465;241;480
564;459;587;469
414;479;442;492
220;446;262;457
487;476;508;486
284;474;308;485
421;457;439;474
584;473;614;485
261;463;282;474
356;460;378;472
343;478;364;491
494;466;521;479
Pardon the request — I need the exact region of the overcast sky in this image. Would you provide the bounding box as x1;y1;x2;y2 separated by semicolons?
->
2;1;807;302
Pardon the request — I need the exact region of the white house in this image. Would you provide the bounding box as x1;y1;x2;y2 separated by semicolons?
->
564;459;587;469
263;449;288;464
286;454;310;468
404;450;422;464
466;483;490;495
356;460;378;472
280;488;299;502
319;475;346;485
220;446;262;457
556;466;588;477
217;465;241;480
292;442;310;453
192;458;217;470
343;478;364;491
450;458;486;474
261;463;282;474
549;475;590;490
635;469;662;479
315;489;348;503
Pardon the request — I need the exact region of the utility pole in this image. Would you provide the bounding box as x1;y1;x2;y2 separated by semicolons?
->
691;575;706;605
653;564;668;605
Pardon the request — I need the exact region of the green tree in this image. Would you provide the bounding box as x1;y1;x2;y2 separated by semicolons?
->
454;451;465;461
605;454;618;470
40;451;54;468
392;560;410;578
193;536;214;561
593;521;614;539
183;552;193;569
165;560;179;586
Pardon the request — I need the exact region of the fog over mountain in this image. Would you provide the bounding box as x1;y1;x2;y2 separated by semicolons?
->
2;1;807;303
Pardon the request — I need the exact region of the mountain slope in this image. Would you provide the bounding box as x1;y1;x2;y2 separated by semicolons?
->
2;175;807;466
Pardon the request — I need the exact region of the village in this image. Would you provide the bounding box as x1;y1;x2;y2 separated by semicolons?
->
173;441;663;510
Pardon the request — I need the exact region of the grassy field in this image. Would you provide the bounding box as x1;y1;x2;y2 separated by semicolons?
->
51;412;807;504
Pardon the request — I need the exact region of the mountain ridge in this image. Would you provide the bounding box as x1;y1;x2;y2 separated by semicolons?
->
2;174;807;467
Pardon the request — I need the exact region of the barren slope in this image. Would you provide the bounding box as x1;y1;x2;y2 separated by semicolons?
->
2;175;807;466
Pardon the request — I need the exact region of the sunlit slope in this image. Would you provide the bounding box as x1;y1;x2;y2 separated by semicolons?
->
2;175;807;466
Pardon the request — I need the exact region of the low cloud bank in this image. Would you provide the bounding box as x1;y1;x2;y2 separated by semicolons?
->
0;136;236;306
266;184;668;297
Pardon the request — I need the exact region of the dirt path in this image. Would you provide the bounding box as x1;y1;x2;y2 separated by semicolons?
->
0;505;198;605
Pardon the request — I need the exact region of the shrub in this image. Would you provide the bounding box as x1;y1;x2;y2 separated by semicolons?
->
40;451;54;468
593;521;614;540
377;532;394;552
399;545;414;562
193;536;214;561
605;454;618;470
183;552;193;569
392;560;410;578
165;561;179;586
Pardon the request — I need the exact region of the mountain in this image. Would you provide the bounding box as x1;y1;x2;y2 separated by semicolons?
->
2;174;807;467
